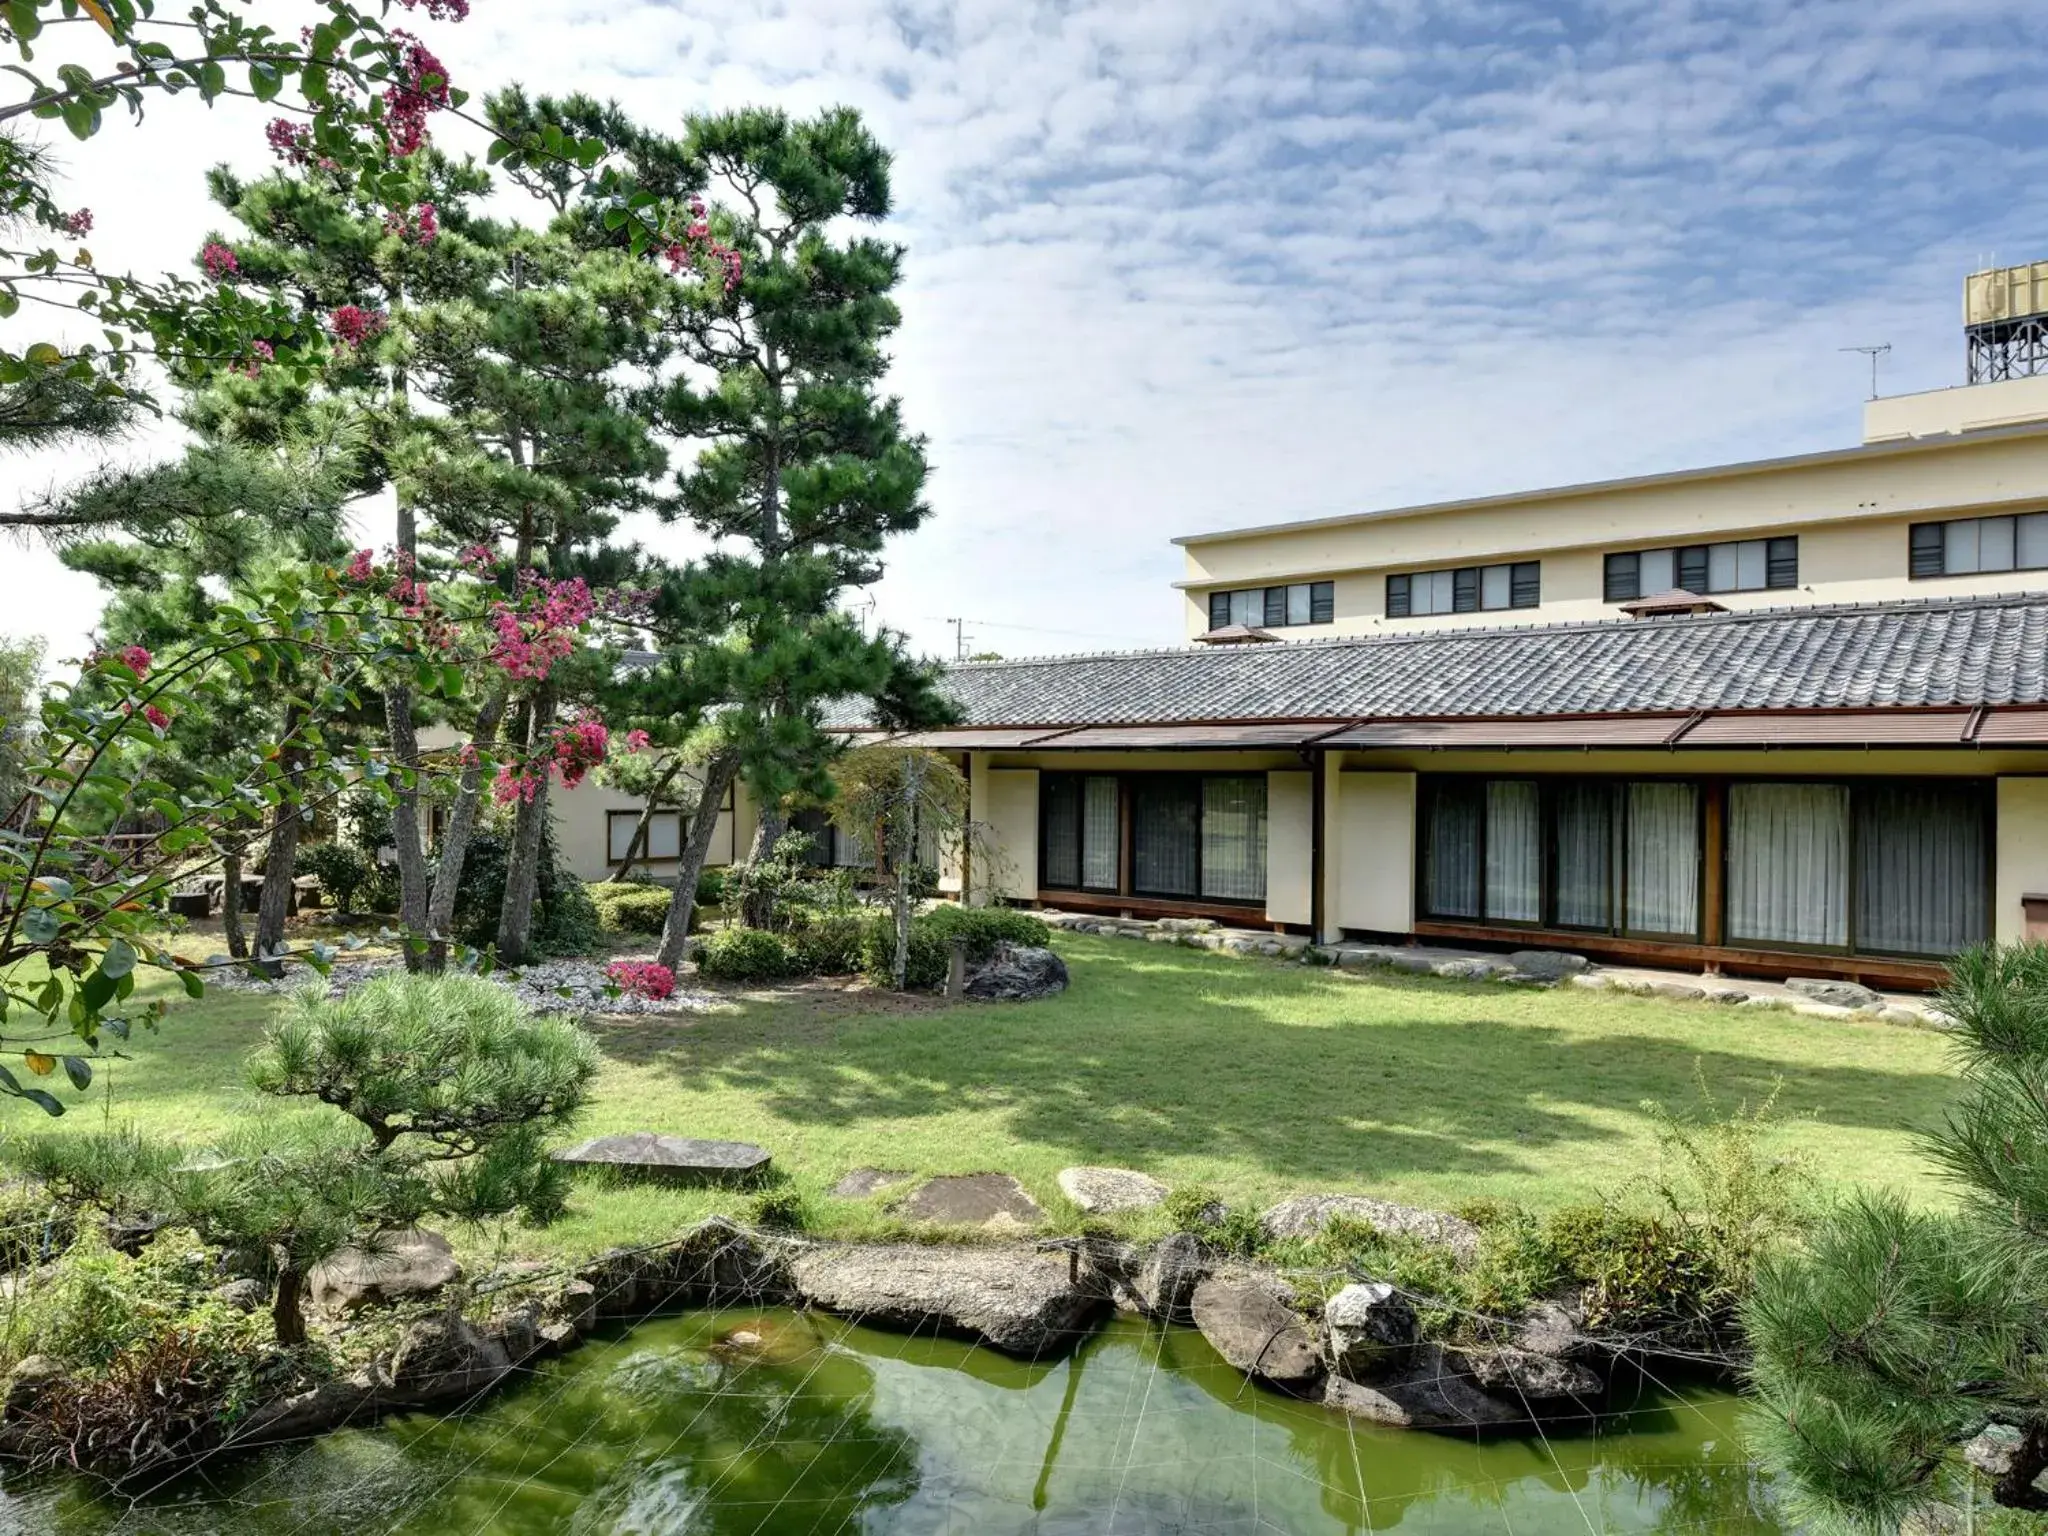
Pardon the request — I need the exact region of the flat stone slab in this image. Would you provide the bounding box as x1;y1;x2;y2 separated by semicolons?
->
551;1132;770;1186
896;1172;1043;1229
311;1228;461;1314
1057;1166;1169;1214
829;1168;914;1199
790;1243;1099;1356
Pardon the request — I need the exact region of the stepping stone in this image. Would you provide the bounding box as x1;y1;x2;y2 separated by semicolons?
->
829;1168;913;1199
1057;1166;1168;1215
895;1172;1042;1229
551;1132;770;1187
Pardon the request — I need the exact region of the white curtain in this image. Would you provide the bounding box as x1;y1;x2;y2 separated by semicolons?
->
1424;784;1482;919
1082;776;1120;889
1485;781;1541;922
1552;783;1613;929
1854;784;1987;956
1728;783;1849;947
1201;777;1268;902
1625;783;1699;936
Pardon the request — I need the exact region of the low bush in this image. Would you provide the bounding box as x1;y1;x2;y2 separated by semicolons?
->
697;927;798;983
790;915;868;977
857;916;950;989
295;842;374;914
587;881;672;936
916;903;1050;960
746;1186;811;1231
1161;1185;1266;1258
605;961;675;1000
695;867;728;910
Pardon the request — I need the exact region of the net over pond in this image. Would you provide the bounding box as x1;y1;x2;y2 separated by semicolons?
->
15;1311;1783;1534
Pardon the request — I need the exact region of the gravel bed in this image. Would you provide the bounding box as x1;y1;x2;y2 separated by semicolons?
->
197;956;721;1015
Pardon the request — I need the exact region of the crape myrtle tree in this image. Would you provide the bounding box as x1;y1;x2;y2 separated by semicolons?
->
1745;942;2048;1528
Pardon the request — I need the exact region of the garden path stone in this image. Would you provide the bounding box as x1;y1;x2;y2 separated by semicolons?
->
311;1227;461;1313
829;1168;914;1199
1259;1193;1481;1263
896;1172;1043;1228
1056;1166;1168;1214
1786;977;1884;1010
551;1132;771;1186
1190;1269;1323;1392
1506;950;1590;981
789;1243;1100;1356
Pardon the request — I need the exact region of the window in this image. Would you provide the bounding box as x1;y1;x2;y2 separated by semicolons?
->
1909;512;2048;579
1207;582;1334;631
607;809;683;863
1419;776;1702;937
1726;781;1988;956
1386;562;1540;617
1040;773;1120;892
1045;772;1267;903
1604;538;1797;601
789;807;873;869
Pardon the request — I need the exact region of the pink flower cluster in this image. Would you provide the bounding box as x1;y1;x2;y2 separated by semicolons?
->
344;548;377;584
396;0;470;17
491;764;541;805
243;339;276;378
383;32;452;156
266;117;313;165
624;729;651;752
57;209;91;237
660;197;743;294
384;201;439;246
486;573;594;682
605;961;675;1001
120;699;172;732
548;711;609;788
330;304;388;347
200;242;238;280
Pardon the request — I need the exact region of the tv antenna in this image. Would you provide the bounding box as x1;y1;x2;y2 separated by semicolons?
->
1840;342;1891;400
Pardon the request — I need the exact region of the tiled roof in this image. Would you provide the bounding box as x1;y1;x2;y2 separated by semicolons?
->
824;594;2048;729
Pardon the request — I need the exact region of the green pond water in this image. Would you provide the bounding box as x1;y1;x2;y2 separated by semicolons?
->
8;1311;1782;1535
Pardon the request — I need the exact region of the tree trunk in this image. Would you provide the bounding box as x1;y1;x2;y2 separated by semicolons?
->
891;757;921;990
220;849;247;960
740;803;787;929
657;748;740;972
384;683;430;968
254;714;308;978
271;1260;306;1348
423;688;509;974
495;688;555;964
613;756;686;880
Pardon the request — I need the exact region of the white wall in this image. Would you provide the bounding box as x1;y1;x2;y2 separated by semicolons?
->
1337;771;1416;935
1266;770;1313;926
973;758;1039;903
1997;777;2048;944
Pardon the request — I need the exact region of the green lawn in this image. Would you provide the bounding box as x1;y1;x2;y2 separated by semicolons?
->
23;934;1964;1264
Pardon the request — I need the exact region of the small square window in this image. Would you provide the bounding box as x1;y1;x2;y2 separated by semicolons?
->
1386;575;1411;617
1286;584;1312;625
2022;514;2048;571
1263;587;1287;627
1640;548;1675;595
1510;562;1541;608
1603;552;1640;603
1480;565;1511;610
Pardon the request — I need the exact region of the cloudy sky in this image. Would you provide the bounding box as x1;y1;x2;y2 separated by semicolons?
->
6;0;2048;666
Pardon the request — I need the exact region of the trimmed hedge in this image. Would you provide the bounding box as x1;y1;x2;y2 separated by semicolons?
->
914;904;1050;961
586;881;672;936
696;927;798;983
697;905;1057;990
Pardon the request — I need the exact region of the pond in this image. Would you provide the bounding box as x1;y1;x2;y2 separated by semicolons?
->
12;1311;1783;1534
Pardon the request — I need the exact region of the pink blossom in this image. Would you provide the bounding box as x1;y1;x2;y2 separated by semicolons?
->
200;242;238;280
329;305;387;347
382;32;452;156
624;729;651;752
485;574;595;682
605;961;674;1001
118;645;151;678
242;339;275;378
491;764;541;805
265;118;312;165
57;209;91;237
383;201;439;246
395;0;470;17
548;711;609;788
457;543;497;575
142;705;170;732
344;549;377;583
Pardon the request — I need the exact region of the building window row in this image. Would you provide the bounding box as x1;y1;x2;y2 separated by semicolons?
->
1419;774;1988;959
1042;771;1267;904
1603;539;1798;603
1386;562;1540;618
1208;582;1334;631
1909;512;2048;579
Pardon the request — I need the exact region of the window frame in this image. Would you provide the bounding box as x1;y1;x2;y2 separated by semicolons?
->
1206;581;1337;631
1604;538;1798;602
1908;512;2048;580
1038;771;1123;896
605;808;685;865
1385;562;1541;618
1039;770;1268;907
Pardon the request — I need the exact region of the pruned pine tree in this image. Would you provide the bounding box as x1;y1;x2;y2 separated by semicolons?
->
1745;942;2048;1527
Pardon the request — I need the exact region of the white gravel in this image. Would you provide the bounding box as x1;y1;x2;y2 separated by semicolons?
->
198;955;721;1016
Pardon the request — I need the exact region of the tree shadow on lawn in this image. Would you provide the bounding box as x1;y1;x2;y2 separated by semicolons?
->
584;944;1959;1189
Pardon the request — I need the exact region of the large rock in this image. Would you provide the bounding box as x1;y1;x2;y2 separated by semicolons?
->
1786;977;1883;1011
1189;1269;1323;1392
790;1244;1100;1357
388;1313;509;1387
1259;1194;1481;1263
1323;1282;1418;1381
2;1355;65;1420
311;1228;461;1313
1453;1345;1604;1403
1322;1346;1531;1431
963;944;1069;1002
1514;1299;1595;1363
1506;950;1590;981
897;1172;1043;1230
575;1217;797;1318
1057;1166;1168;1214
1130;1232;1209;1324
551;1132;771;1186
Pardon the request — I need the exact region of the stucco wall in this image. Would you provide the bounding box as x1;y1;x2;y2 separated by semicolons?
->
971;757;1038;903
1335;771;1415;934
1997;777;2048;944
552;772;742;885
1265;770;1313;926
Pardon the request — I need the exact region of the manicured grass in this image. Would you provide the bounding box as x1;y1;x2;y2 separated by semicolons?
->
16;935;1964;1264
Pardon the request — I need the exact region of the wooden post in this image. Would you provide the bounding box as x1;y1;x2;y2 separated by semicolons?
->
1310;748;1327;942
1118;777;1135;917
1702;780;1726;968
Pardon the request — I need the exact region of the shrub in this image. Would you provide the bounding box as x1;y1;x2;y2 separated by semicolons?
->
697;927;798;983
695;867;727;909
917;902;1050;960
447;827;599;957
605;961;675;1001
790;915;868;976
857;915;949;989
746;1186;811;1231
295;841;374;914
587;881;673;936
1161;1185;1265;1258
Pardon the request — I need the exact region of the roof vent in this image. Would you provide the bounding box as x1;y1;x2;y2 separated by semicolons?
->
1194;623;1282;646
1619;589;1729;619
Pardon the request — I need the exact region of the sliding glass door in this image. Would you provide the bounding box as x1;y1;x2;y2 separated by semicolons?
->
1042;771;1269;906
1040;773;1121;893
1726;783;1850;948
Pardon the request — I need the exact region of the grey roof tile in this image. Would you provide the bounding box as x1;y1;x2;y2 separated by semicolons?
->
824;594;2048;729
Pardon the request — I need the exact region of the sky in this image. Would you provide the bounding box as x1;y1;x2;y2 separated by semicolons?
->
5;0;2048;667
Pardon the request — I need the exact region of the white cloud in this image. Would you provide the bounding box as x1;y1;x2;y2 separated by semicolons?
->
3;0;2047;666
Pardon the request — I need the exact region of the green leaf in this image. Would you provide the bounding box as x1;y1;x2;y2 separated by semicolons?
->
104;1016;130;1040
59;98;99;139
178;969;204;1000
21;907;59;944
247;61;281;101
197;60;225;98
5;2;40;43
100;937;135;978
23;341;61;367
79;969;114;1012
60;1056;91;1092
22;1089;63;1117
0;290;19;320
